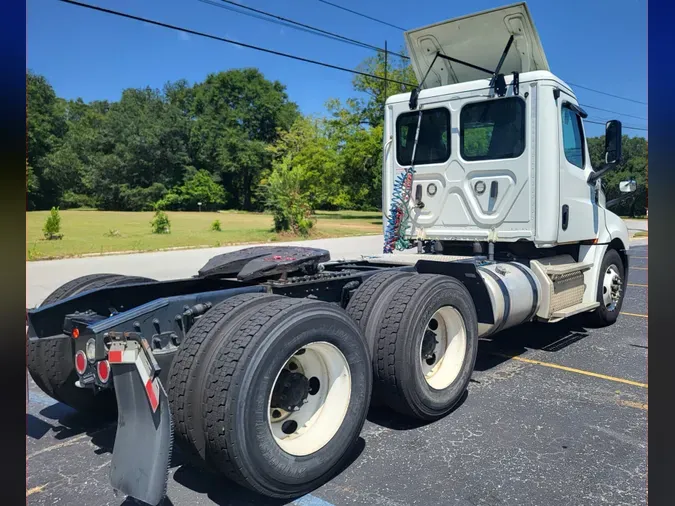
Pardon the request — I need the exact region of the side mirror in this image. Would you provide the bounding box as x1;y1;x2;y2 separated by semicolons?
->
604;120;622;164
619;179;637;193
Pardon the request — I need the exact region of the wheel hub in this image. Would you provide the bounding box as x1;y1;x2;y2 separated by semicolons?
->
421;329;439;362
602;264;622;311
271;369;309;412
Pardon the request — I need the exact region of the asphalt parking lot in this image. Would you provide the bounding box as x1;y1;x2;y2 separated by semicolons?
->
26;244;648;506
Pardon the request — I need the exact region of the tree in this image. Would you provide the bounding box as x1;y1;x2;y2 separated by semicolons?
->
588;134;648;216
189;69;299;210
27;71;67;209
157;168;226;211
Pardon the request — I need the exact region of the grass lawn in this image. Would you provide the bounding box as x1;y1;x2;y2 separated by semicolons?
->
633;230;648;237
26;210;382;260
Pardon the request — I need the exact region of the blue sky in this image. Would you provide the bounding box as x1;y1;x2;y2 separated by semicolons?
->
27;0;647;137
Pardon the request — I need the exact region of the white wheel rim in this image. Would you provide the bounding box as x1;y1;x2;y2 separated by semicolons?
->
268;342;351;456
419;306;467;390
602;264;622;311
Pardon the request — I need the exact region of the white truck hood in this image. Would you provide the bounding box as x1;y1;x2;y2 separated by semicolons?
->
404;2;549;89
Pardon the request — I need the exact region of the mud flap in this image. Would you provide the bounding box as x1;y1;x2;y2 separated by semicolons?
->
110;363;173;506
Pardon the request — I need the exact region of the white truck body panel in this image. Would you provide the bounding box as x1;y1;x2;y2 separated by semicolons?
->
383;72;628;249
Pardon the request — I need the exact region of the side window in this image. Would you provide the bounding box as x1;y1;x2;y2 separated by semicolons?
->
460;97;525;161
561;105;585;169
396;108;450;166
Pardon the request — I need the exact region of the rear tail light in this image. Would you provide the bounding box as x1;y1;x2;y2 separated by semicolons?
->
97;360;111;383
75;351;87;375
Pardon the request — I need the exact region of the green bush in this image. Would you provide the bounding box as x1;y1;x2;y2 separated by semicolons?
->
263;156;314;236
43;207;62;240
150;210;171;234
211;219;222;231
59;191;98;209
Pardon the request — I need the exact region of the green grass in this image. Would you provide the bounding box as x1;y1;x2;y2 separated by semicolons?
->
26;210;383;260
633;231;648;238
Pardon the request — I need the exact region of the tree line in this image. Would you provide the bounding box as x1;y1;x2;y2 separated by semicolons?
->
26;52;646;219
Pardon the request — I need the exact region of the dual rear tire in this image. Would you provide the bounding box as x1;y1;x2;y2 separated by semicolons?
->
347;272;479;421
168;294;371;499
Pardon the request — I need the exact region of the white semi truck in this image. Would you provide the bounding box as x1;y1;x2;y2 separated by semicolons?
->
26;3;638;504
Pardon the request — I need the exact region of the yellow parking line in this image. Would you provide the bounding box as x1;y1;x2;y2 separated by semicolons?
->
618;399;648;410
621;312;648;318
496;353;648;388
27;485;47;496
628;283;647;287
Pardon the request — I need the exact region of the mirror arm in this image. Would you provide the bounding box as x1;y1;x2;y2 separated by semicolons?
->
588;163;614;184
606;191;637;209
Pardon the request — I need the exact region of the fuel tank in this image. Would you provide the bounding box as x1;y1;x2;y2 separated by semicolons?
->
476;262;541;337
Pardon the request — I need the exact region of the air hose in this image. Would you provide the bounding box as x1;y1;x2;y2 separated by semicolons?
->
383;110;423;254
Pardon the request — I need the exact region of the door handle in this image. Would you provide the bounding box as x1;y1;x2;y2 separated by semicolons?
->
561;205;569;231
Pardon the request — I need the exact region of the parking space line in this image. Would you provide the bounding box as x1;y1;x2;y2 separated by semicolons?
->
621;312;648;318
495;354;648;388
27;433;91;459
294;494;336;506
628;283;647;287
618;399;648;410
631;267;648;270
27;484;47;496
630;256;648;259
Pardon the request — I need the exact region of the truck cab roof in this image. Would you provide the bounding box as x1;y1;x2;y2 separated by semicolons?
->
385;70;577;106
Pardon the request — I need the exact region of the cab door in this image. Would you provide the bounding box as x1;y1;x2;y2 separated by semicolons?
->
557;95;602;242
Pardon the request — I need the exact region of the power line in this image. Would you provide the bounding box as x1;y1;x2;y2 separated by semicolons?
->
315;0;407;31
58;0;414;88
567;82;647;105
580;104;646;121
56;0;647;130
199;0;408;59
313;2;647;107
585;119;647;132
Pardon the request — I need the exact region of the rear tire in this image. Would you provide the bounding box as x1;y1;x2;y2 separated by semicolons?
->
585;248;626;327
27;274;156;414
201;297;371;498
346;270;414;354
373;274;478;420
168;292;284;467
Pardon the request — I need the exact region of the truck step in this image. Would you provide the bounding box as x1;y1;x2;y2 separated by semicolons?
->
541;261;593;278
551;301;599;320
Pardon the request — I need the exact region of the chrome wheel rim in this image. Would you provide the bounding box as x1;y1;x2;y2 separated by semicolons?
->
602;264;622;311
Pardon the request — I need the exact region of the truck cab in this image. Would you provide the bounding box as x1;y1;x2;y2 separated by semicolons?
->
383;2;630;250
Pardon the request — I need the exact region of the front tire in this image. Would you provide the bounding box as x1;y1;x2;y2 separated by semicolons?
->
585;248;626;327
201;297;372;498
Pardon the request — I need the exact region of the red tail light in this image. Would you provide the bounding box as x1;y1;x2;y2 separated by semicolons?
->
97;360;111;383
75;351;87;375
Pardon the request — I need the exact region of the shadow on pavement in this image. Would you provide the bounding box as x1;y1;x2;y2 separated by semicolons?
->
473;317;590;372
171;437;366;506
32;402;117;454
